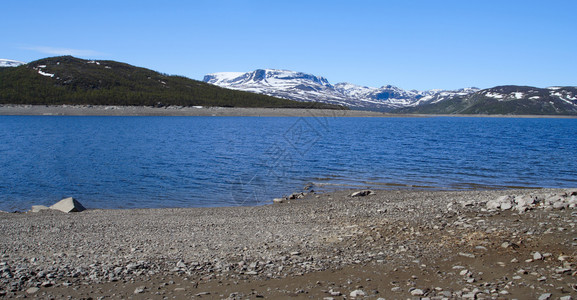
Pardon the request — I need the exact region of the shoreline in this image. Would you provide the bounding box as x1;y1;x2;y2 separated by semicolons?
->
1;104;577;118
1;188;576;299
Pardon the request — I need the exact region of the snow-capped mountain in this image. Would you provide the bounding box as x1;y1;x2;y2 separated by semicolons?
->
0;59;25;67
396;85;577;115
204;69;352;107
203;69;480;111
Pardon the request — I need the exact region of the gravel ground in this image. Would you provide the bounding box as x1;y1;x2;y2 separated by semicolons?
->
1;188;576;299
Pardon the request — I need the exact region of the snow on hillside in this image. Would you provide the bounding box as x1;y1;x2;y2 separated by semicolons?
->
0;59;25;67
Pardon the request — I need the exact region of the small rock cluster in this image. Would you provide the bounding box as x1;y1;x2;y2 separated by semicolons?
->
485;190;577;212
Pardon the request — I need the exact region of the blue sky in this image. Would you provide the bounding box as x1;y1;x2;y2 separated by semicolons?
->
2;0;576;90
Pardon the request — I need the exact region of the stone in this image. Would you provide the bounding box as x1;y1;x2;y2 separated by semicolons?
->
555;267;572;274
501;241;519;249
500;201;513;210
538;293;552;300
134;286;146;294
486;200;501;210
553;201;568;209
26;287;40;294
533;252;543;260
50;197;86;213
272;198;285;204
288;192;305;200
410;289;425;296
30;205;50;213
176;260;186;268
458;252;476;258
349;289;366;297
350;190;375;197
514;195;532;206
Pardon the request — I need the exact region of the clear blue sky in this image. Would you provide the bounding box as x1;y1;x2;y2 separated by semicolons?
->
2;0;576;91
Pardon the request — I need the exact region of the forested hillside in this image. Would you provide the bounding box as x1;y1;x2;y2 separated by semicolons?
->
0;56;345;109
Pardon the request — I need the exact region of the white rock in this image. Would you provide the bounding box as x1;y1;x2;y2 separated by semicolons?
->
176;260;186;268
50;197;86;213
500;201;513;210
410;289;424;296
486;200;501;210
533;252;543;260
553;201;568;209
30;205;50;213
538;293;552;300
458;252;476;258
272;198;285;204
514;195;535;207
350;190;375;197
26;287;40;294
349;289;366;297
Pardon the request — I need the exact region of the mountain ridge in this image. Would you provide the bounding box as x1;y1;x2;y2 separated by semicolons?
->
204;69;577;115
204;69;482;111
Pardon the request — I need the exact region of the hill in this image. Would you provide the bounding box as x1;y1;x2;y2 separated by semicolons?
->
394;85;577;115
0;56;345;110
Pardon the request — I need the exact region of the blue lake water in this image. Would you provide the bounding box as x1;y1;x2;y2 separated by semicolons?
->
0;115;576;211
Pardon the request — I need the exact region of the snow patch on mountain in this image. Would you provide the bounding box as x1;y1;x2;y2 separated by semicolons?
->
0;59;25;67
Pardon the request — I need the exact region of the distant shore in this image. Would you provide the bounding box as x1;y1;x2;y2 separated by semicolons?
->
2;104;576;118
0;104;389;117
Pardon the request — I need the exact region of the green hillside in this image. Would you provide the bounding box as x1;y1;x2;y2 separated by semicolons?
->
0;56;346;109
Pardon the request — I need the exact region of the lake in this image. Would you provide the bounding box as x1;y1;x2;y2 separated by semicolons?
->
0;115;576;211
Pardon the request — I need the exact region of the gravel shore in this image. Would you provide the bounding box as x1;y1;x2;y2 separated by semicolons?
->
0;104;389;117
1;188;576;299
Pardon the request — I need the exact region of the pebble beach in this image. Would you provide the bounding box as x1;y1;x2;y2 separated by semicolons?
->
1;188;576;299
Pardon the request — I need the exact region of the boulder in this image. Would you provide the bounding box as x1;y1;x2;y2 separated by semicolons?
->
49;197;86;213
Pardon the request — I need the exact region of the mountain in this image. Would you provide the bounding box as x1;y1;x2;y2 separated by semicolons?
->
394;85;577;115
204;69;577;115
0;56;344;109
204;69;351;107
204;69;480;111
0;59;25;67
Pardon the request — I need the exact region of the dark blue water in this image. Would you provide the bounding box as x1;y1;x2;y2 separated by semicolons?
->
0;116;576;211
